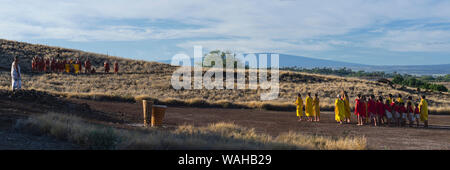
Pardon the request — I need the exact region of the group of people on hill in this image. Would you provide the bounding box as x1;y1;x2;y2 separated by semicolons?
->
295;92;430;128
10;55;121;91
31;55;119;74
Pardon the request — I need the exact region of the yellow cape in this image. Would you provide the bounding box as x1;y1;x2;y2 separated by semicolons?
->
335;99;345;122
419;99;428;121
65;64;70;73
296;97;304;117
74;64;80;74
344;96;351;119
313;98;320;117
305;96;314;117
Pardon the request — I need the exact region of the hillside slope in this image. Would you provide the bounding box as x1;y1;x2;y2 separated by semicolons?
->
0;39;174;73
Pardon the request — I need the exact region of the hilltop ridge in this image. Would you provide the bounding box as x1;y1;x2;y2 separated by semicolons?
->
0;39;173;73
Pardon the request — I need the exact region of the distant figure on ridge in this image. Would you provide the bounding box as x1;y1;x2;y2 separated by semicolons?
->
85;58;91;74
31;56;36;72
104;61;110;73
114;61;119;74
74;58;81;74
44;57;50;72
64;59;70;73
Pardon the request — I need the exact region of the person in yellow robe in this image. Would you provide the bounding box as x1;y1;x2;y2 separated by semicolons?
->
387;94;393;104
397;94;404;104
313;93;320;122
343;92;351;123
65;59;70;73
419;95;429;128
295;93;304;121
305;93;314;122
74;58;80;74
335;95;345;124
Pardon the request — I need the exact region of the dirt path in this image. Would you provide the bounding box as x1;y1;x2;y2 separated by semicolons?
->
68;99;450;150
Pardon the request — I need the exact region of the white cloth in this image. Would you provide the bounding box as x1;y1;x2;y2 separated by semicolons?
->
385;110;392;119
11;62;21;90
409;113;415;121
395;112;400;119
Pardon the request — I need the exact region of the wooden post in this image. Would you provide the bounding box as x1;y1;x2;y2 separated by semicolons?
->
143;100;148;127
143;100;153;127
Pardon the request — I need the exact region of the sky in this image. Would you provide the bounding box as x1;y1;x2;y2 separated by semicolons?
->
1;0;450;65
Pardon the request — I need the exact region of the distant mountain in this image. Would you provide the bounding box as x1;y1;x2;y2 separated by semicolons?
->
160;53;366;68
359;64;450;76
159;53;449;75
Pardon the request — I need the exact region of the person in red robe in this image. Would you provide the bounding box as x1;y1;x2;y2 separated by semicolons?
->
57;59;63;73
393;102;402;126
44;58;50;72
399;102;407;127
354;94;365;126
104;61;110;73
114;61;119;74
51;57;56;72
85;58;91;74
367;95;378;126
36;57;42;72
384;100;393;125
62;59;67;73
406;101;414;127
77;58;83;73
376;97;386;125
31;56;36;72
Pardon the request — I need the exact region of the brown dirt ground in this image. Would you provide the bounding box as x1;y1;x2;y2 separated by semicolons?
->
67;99;450;150
1;93;449;150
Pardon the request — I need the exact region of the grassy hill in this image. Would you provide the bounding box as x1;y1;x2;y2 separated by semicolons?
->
0;39;174;73
0;39;449;114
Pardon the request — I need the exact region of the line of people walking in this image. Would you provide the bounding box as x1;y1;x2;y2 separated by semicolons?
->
295;92;430;128
349;93;429;128
31;55;119;74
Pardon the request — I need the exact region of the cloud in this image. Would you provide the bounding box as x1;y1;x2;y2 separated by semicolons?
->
0;0;450;59
367;28;450;52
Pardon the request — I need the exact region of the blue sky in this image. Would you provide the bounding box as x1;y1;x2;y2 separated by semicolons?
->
1;0;450;65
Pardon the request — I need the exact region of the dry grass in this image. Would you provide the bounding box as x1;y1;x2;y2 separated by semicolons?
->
1;70;448;113
15;113;367;150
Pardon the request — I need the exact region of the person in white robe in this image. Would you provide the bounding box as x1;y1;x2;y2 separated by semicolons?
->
11;57;21;91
